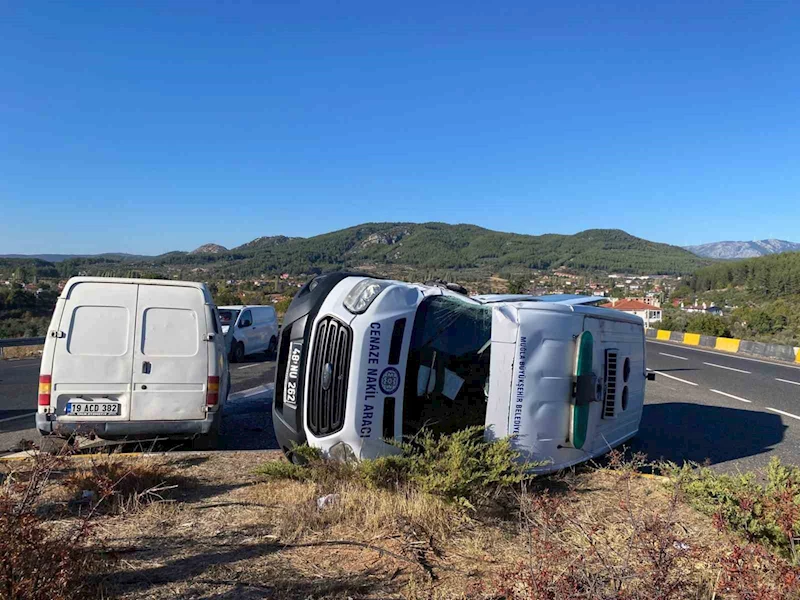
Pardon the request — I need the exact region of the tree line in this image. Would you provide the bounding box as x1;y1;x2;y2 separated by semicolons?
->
0;286;58;338
2;223;708;281
690;251;800;298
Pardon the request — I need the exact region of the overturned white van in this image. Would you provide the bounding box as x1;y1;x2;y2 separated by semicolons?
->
273;274;652;472
37;277;229;446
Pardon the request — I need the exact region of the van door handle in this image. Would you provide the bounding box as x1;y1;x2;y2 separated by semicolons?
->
142;361;151;374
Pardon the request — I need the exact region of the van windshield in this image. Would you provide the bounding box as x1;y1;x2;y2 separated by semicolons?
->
218;310;240;326
402;295;493;436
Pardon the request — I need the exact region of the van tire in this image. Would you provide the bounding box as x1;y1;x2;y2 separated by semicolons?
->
230;342;245;363
267;336;277;357
192;413;221;450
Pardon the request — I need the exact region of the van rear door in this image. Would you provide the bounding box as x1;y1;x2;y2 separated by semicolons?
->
50;281;137;422
581;315;645;449
130;284;208;421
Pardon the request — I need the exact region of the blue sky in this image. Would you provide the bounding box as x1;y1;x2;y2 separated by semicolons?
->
2;1;799;254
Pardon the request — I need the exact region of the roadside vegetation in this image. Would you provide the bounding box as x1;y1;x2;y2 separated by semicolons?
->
0;448;184;600
667;457;800;562
3;431;799;598
673;251;800;345
0;285;57;338
255;426;533;509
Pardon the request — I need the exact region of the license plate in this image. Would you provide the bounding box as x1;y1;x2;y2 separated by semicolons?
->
65;401;120;417
284;341;303;407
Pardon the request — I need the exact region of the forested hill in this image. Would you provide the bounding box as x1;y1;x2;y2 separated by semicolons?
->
690;251;800;298
0;223;707;279
203;223;705;276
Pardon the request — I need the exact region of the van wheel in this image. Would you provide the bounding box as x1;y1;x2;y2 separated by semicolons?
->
231;342;245;363
267;336;277;358
192;413;221;450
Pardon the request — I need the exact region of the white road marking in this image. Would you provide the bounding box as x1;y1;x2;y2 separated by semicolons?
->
766;407;800;421
776;378;800;386
646;368;698;386
237;364;260;370
0;412;36;424
709;389;752;403
703;362;751;374
648;340;800;371
659;352;688;360
227;383;275;403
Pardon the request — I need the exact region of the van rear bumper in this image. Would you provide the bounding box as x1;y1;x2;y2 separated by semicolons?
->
36;412;216;439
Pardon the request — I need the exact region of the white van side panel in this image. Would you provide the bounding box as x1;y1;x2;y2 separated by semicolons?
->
130;285;208;421
231;305;278;357
50;281;138;422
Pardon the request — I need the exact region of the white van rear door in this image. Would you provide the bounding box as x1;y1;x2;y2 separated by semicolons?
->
130;285;208;421
581;316;645;451
51;281;137;422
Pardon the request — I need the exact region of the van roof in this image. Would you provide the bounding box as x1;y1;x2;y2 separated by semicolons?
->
217;305;275;310
509;300;645;326
62;277;212;301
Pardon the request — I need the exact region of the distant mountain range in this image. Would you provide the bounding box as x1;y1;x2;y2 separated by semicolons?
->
684;239;800;259
0;223;707;278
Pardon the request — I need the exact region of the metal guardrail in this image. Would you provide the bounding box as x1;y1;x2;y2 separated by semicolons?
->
0;337;46;348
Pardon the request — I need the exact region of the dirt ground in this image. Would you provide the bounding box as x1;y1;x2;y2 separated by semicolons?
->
2;450;750;599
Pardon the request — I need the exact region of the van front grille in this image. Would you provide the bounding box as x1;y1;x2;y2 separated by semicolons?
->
307;316;352;436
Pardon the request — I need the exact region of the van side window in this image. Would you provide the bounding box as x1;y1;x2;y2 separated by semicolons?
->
211;309;220;334
68;305;130;356
142;308;199;357
239;309;253;327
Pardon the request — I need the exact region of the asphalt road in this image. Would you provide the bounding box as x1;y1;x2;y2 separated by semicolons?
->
0;354;277;454
2;342;799;471
632;340;800;472
0;357;39;422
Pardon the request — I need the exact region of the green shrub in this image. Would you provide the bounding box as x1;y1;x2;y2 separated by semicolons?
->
255;426;535;508
251;458;310;481
666;457;800;561
395;427;533;508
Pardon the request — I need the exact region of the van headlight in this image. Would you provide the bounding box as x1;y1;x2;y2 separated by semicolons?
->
343;279;390;314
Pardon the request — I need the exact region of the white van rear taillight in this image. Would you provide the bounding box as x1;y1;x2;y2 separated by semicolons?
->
207;376;220;406
38;375;52;406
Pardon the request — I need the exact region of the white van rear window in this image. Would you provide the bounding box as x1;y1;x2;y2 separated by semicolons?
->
141;308;199;357
67;306;130;356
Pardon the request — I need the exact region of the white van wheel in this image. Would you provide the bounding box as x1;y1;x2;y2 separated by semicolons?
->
231;342;245;363
192;414;221;450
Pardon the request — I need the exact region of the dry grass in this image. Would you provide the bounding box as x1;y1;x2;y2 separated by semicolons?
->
3;450;799;599
61;456;188;514
0;344;43;359
253;478;466;544
1;450;102;600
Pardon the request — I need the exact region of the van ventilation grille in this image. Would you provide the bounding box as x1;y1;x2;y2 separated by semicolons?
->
307;316;352;436
603;350;618;419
